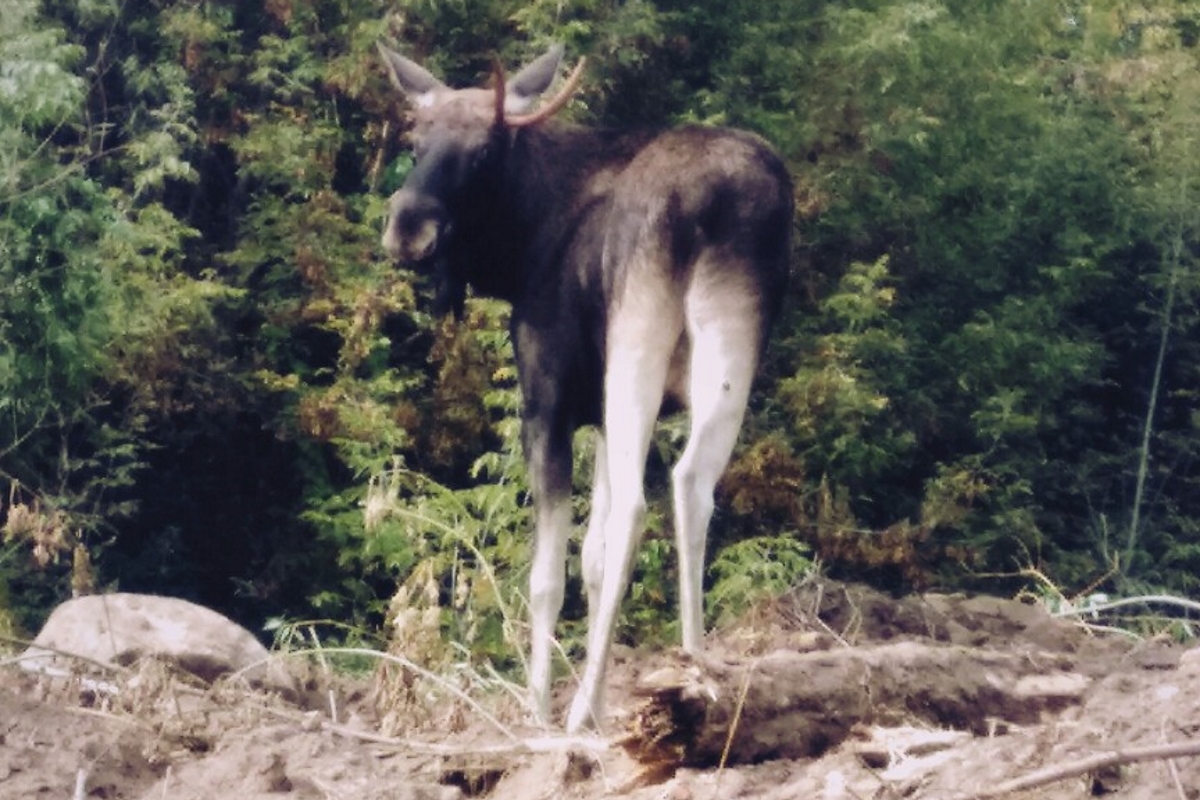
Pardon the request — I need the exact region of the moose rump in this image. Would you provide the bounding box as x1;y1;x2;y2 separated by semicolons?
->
377;43;792;732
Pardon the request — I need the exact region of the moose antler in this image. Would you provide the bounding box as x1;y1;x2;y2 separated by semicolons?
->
505;58;587;128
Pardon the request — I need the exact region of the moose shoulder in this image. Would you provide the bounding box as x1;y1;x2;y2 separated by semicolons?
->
377;43;792;732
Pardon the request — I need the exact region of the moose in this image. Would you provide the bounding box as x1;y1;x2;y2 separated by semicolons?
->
377;43;793;732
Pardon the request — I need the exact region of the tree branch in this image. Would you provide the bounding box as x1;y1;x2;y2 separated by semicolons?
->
943;739;1200;800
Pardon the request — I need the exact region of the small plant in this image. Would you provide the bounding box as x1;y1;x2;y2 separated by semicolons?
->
707;534;814;626
2;486;75;570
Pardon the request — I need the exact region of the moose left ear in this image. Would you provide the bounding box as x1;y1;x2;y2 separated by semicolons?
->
505;44;564;114
377;43;446;108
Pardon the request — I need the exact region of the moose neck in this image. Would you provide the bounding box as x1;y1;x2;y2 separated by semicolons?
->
447;122;649;305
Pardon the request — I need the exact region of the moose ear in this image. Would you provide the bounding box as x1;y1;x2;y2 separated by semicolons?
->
377;43;446;108
505;44;564;114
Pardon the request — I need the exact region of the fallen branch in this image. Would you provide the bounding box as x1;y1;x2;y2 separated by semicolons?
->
250;703;609;759
0;634;131;677
942;739;1200;800
324;718;608;757
231;646;523;744
72;768;88;800
1053;594;1200;618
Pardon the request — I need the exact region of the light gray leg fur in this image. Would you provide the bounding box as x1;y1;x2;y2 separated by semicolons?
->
672;286;761;651
527;484;572;722
581;433;609;632
567;287;680;733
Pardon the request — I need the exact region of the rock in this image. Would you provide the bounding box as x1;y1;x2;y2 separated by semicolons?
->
1179;645;1200;675
20;593;292;693
1012;672;1091;703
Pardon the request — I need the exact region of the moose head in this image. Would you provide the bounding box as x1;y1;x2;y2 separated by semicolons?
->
377;44;585;315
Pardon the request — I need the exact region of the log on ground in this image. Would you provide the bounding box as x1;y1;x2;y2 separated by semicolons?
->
616;640;1085;769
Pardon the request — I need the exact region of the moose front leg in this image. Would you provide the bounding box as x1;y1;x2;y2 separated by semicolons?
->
522;414;573;724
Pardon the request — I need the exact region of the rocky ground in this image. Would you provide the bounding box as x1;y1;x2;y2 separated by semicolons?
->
2;580;1198;800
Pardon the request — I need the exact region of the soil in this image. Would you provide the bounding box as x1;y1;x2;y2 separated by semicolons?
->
3;579;1199;800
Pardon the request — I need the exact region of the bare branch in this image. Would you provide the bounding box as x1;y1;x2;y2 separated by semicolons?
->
943;739;1200;800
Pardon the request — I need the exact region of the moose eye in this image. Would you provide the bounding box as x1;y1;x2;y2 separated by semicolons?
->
410;124;432;160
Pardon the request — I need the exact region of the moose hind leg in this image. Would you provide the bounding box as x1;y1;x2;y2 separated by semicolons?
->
566;298;680;733
673;282;762;652
581;432;609;633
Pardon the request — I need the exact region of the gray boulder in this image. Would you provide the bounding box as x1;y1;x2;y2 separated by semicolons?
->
21;593;291;693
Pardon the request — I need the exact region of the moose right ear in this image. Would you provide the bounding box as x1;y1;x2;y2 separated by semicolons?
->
505;44;564;113
377;43;446;107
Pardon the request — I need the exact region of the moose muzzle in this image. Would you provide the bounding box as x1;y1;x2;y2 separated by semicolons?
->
382;189;448;264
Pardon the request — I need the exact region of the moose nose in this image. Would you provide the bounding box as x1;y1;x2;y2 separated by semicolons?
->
382;191;446;263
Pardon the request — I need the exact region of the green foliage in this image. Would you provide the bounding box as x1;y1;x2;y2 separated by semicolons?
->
0;2;83;130
781;256;912;491
0;0;240;623
349;332;532;668
707;535;813;625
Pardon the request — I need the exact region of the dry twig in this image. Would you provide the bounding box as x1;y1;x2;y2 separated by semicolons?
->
233;646;521;743
0;634;130;676
711;658;757;799
1052;593;1200;618
72;768;88;800
943;739;1200;800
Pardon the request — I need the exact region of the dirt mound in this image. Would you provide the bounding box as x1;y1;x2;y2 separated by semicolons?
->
2;580;1197;800
0;678;159;799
